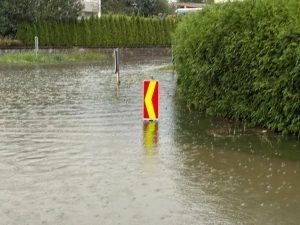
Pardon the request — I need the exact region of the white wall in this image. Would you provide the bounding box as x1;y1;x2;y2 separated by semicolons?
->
82;0;98;13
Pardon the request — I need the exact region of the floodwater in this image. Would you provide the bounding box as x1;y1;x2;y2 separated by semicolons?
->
0;54;299;225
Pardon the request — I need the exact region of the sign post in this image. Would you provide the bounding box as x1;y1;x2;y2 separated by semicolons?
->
144;80;159;121
34;36;39;58
114;48;120;85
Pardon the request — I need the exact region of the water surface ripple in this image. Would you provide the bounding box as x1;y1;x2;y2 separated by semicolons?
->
0;57;299;225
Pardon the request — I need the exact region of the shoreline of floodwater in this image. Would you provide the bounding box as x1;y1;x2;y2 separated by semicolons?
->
0;47;171;65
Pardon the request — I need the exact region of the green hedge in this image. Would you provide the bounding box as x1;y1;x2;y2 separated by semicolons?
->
173;0;300;135
16;15;176;47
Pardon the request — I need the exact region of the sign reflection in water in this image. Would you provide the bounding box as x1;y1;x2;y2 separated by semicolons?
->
143;121;159;156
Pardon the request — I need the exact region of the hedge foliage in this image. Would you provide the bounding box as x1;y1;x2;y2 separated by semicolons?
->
16;15;176;47
173;0;300;135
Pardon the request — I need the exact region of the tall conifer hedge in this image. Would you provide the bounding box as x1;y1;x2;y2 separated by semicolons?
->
173;0;300;135
16;15;175;47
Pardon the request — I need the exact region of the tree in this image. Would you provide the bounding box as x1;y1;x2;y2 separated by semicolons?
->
102;0;172;16
134;0;171;16
38;0;83;21
176;0;215;3
102;0;133;14
0;0;36;36
0;1;10;36
176;0;208;3
0;0;83;37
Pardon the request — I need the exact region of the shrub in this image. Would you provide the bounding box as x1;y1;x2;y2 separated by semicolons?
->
0;38;23;48
16;15;176;48
173;0;300;135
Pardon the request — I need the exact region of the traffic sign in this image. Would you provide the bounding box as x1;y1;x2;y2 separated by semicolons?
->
144;80;159;120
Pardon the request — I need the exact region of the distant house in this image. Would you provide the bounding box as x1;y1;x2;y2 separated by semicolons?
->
81;0;100;17
173;2;206;15
173;2;207;9
175;8;203;15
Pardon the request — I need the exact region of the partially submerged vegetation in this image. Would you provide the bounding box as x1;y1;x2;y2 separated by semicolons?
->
0;51;108;64
0;38;23;48
156;64;174;72
173;0;300;135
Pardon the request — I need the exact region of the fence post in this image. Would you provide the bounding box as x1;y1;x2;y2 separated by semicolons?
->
114;48;120;85
34;36;39;58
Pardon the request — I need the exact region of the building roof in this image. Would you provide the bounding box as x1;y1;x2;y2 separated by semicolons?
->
173;2;206;8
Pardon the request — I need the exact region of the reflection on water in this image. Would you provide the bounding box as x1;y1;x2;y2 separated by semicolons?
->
0;55;299;225
143;121;159;156
173;106;300;225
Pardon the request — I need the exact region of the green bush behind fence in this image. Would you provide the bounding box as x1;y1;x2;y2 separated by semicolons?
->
17;15;176;47
173;0;300;135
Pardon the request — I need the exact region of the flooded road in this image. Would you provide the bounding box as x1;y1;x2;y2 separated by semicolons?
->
0;54;299;225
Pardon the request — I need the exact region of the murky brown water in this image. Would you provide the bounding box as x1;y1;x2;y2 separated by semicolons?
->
0;55;299;225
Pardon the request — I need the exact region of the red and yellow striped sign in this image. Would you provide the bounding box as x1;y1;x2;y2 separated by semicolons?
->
144;80;159;120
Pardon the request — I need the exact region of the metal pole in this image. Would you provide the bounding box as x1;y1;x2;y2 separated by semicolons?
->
171;46;175;72
98;0;101;17
35;36;39;58
114;48;120;85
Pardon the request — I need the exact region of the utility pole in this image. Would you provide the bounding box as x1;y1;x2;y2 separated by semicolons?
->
98;0;101;17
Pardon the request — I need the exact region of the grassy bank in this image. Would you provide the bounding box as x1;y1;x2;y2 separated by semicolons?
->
173;0;300;135
0;38;23;48
0;51;108;64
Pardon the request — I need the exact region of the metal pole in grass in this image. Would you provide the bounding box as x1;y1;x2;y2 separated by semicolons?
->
171;46;175;72
34;36;39;58
114;48;120;85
